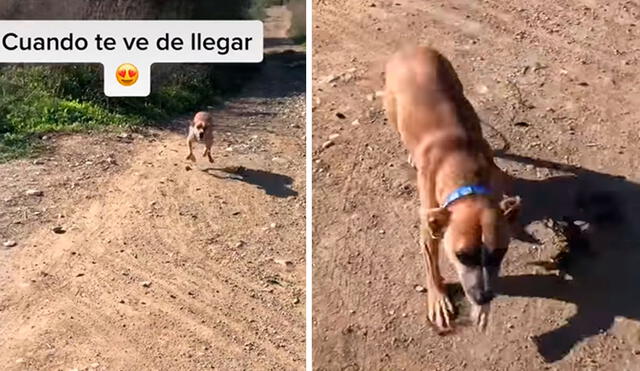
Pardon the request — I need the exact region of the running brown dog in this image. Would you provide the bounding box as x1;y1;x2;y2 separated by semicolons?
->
186;111;214;163
384;46;521;332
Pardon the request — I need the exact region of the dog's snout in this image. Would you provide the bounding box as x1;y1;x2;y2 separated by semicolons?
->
474;290;495;305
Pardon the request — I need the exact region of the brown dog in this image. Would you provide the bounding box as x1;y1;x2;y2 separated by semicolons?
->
186;111;214;163
384;46;521;331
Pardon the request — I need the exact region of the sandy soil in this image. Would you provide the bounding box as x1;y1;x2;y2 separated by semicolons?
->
0;6;306;371
312;0;640;370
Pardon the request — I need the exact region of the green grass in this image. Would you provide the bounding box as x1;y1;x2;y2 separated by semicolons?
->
0;62;257;162
0;133;40;162
0;65;137;161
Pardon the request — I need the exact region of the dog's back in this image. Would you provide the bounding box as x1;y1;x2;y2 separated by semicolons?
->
384;46;488;160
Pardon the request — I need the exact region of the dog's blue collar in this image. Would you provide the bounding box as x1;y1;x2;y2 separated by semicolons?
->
442;185;491;208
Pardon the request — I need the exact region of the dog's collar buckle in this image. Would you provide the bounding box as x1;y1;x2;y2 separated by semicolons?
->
442;185;491;208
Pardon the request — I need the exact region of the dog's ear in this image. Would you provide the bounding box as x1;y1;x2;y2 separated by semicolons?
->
500;196;521;223
425;207;451;239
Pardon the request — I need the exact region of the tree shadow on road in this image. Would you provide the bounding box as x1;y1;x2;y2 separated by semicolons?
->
203;165;298;198
494;153;640;362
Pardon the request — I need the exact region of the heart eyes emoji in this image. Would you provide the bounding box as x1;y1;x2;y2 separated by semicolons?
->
115;63;139;86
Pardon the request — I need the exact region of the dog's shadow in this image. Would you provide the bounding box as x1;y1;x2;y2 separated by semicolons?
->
203;165;298;198
494;152;640;362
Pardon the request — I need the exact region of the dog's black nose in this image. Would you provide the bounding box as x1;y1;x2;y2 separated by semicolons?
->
475;290;495;305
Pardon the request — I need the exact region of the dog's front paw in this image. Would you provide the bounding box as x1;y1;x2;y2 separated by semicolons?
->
427;290;454;331
186;153;196;162
471;303;490;332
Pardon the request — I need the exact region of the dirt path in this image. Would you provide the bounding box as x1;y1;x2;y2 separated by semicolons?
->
0;6;305;371
312;0;640;370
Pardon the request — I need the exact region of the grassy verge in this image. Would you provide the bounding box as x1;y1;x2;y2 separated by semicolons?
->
0;0;293;162
0;62;258;162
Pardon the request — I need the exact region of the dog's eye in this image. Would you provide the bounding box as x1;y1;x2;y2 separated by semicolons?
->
456;249;481;267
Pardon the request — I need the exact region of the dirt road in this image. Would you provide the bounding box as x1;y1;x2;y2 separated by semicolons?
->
0;6;305;371
312;0;640;370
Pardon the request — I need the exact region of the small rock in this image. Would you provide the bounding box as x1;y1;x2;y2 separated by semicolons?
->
185;165;192;171
476;84;489;94
335;112;346;119
25;189;44;197
117;133;130;139
414;285;427;293
226;147;233;152
378;229;385;234
366;93;375;101
270;222;278;229
375;90;385;98
3;240;17;248
573;220;590;232
328;133;340;141
140;281;152;288
321;140;334;150
293;297;300;305
272;157;288;165
52;226;66;234
351;119;360;126
89;363;100;369
234;241;245;248
274;258;293;268
33;159;45;165
323;74;339;84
